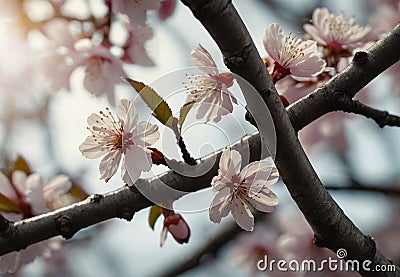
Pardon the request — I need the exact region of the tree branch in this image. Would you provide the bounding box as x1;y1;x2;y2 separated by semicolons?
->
1;3;400;276
337;97;400;128
288;25;400;132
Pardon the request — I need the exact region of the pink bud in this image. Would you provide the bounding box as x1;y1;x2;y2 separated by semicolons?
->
164;214;190;244
158;0;177;20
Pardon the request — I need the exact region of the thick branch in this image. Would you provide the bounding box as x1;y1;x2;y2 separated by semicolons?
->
338;98;400;128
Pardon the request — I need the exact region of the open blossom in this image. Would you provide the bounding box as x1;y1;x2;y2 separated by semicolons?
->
209;149;279;231
81;44;125;105
79;98;159;183
0;171;72;274
263;23;326;82
304;8;371;55
185;44;237;123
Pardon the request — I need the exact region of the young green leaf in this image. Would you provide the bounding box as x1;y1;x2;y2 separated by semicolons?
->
125;78;174;128
12;156;31;175
179;101;195;130
148;205;162;230
0;193;21;213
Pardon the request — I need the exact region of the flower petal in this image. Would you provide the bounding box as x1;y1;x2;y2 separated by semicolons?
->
231;197;254;231
190;44;219;76
246;188;278;213
124;145;152;183
209;186;233;223
79;136;106;159
99;150;122;181
43;175;72;199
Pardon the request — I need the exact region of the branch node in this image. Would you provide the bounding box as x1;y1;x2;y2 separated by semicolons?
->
89;194;104;203
353;51;368;64
55;215;76;239
118;208;135;222
313;234;326;248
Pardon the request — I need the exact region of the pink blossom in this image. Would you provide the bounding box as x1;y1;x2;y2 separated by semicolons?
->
185;44;237;122
81;45;125;105
209;149;279;231
0;171;72;274
263;23;326;82
304;8;371;54
79;98;159;183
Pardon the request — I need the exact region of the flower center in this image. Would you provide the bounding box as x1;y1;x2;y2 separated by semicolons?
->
88;107;126;151
279;32;305;67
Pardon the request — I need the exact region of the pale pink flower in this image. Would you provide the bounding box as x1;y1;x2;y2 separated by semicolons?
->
81;45;125;105
79;98;159;183
0;171;71;274
185;44;237;123
263;23;326;82
209;149;279;231
304;8;371;54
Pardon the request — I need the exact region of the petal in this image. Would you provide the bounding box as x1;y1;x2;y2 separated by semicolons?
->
263;23;284;63
123;101;139;132
79;136;106;159
0;172;14;198
43;175;72;198
121;158;135;186
25;173;48;215
190;44;219;76
246;188;279;213
240;161;279;187
12;171;28;194
132;121;160;146
124;145;152;183
209;186;233;223
231;197;254;231
218;149;242;181
117;98;132;123
99;150;122;181
160;226;168;247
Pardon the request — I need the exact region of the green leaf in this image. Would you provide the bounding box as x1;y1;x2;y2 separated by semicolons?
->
125;78;174;128
148;205;162;230
69;183;89;201
179;101;195;130
12;156;31;175
0;193;21;213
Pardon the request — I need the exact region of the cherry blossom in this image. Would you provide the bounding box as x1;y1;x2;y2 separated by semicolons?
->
304;8;371;56
0;171;72;274
185;44;237;122
79;98;160;183
209;149;279;231
263;23;326;82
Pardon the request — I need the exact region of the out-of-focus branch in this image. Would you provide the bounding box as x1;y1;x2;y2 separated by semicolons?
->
337;98;400;128
326;179;400;196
